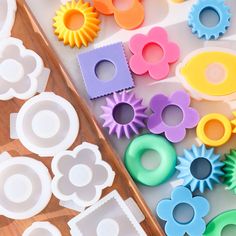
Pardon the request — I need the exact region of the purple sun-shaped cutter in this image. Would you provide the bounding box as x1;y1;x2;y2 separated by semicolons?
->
147;90;200;143
100;91;147;139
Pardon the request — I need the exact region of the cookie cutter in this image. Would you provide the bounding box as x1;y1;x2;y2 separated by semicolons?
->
203;210;236;236
53;0;100;48
156;186;210;236
0;37;50;100
100;91;147;139
124;134;177;187
68;190;147;236
0;152;52;220
78;42;134;99
129;27;180;81
188;0;230;40
0;0;17;39
224;149;236;194
196;113;236;147
52;142;115;212
10;92;79;157
23;222;61;236
176;144;224;193
176;47;236;101
93;0;144;30
147;90;199;143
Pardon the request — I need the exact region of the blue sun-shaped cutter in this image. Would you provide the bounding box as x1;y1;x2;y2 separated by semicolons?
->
188;0;231;40
176;144;224;193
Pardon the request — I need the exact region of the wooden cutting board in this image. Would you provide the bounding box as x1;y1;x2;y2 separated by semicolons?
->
0;0;165;235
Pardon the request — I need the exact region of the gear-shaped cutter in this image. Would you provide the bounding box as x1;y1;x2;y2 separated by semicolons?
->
188;0;231;40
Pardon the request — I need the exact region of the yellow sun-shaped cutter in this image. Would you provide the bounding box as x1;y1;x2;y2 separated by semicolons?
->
231;111;236;134
53;0;100;48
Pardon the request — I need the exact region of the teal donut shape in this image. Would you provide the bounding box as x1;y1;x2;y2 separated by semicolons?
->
124;134;177;186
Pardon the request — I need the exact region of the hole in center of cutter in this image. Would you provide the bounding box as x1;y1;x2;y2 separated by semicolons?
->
222;224;236;236
173;203;194;224
113;102;134;124
190;157;212;180
205;63;227;84
162;105;183;126
112;0;133;11
95;60;116;82
200;7;220;28
204;119;225;140
96;218;119;236
141;150;161;170
142;43;164;64
64;9;84;30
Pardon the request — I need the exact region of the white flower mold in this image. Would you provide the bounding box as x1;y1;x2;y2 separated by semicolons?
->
0;37;50;100
23;222;62;236
0;152;52;220
0;0;17;39
10;92;80;157
68;190;147;236
52;142;115;212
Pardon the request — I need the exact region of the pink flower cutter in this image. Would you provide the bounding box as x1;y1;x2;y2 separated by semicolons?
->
129;27;180;81
147;90;199;143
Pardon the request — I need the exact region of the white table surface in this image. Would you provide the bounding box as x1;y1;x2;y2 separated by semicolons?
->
26;0;236;234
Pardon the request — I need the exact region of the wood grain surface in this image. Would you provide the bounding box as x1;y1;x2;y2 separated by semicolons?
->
0;1;165;235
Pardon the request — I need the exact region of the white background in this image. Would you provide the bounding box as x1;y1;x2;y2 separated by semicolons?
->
26;0;236;234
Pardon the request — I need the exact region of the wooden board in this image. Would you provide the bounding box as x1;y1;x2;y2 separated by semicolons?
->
0;0;165;235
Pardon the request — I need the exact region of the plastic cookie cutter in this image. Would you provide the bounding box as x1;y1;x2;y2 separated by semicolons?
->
51;142;115;212
10;92;79;157
124;134;177;187
188;0;231;40
53;0;100;48
68;190;147;236
170;0;185;3
23;222;61;236
196;112;236;147
223;149;236;194
0;152;52;220
78;42;134;99
156;186;210;236
203;210;236;236
0;37;50;100
147;90;199;143
100;91;147;139
129;27;180;81
176;144;224;193
93;0;144;30
176;47;236;101
0;0;17;39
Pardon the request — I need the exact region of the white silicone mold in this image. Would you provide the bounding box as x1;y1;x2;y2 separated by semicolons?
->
0;0;16;39
0;37;50;100
52;142;115;212
23;222;62;236
68;190;147;236
0;152;52;220
10;92;80;157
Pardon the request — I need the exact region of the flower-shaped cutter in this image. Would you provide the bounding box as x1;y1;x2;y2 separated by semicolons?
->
147;90;199;143
129;27;180;81
0;37;50;100
156;186;210;236
52;142;115;211
176;144;224;193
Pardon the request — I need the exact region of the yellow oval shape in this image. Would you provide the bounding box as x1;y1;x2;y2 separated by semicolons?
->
177;48;236;101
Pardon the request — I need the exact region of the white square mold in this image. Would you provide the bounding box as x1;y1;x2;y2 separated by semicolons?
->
68;190;147;236
10;92;80;157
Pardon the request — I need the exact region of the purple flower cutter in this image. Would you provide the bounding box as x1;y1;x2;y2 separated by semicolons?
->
100;91;147;139
78;42;134;99
147;90;199;143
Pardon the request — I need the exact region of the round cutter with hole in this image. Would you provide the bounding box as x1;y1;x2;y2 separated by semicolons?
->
196;113;233;147
124;134;177;186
